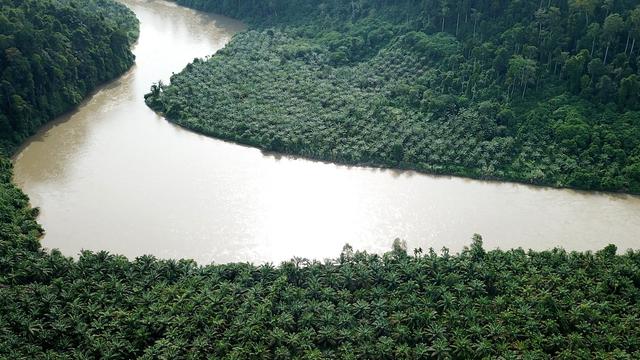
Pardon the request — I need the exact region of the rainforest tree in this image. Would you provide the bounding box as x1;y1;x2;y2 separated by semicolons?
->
0;0;139;152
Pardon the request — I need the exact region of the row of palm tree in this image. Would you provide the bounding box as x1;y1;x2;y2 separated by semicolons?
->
2;225;639;357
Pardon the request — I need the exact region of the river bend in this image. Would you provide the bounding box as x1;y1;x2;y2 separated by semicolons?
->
12;0;640;264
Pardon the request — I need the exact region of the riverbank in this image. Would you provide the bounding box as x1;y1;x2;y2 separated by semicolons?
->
0;0;139;155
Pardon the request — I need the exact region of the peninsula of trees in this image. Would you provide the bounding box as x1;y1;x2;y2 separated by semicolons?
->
147;0;640;193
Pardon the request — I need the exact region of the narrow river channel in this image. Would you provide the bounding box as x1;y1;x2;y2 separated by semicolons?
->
11;0;640;264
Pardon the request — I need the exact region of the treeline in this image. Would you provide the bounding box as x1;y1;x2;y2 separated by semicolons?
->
0;0;139;152
147;0;640;193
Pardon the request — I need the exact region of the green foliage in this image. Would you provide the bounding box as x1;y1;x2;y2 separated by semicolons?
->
0;0;139;153
0;1;638;357
1;230;640;358
147;0;640;193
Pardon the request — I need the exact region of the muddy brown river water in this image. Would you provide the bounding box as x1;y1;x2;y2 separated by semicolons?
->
12;0;640;264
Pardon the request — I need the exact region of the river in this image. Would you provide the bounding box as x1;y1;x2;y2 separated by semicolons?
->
11;0;640;264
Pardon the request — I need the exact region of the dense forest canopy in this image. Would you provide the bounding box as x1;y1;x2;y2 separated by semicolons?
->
2;228;640;358
0;0;638;358
0;0;139;152
146;0;640;193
